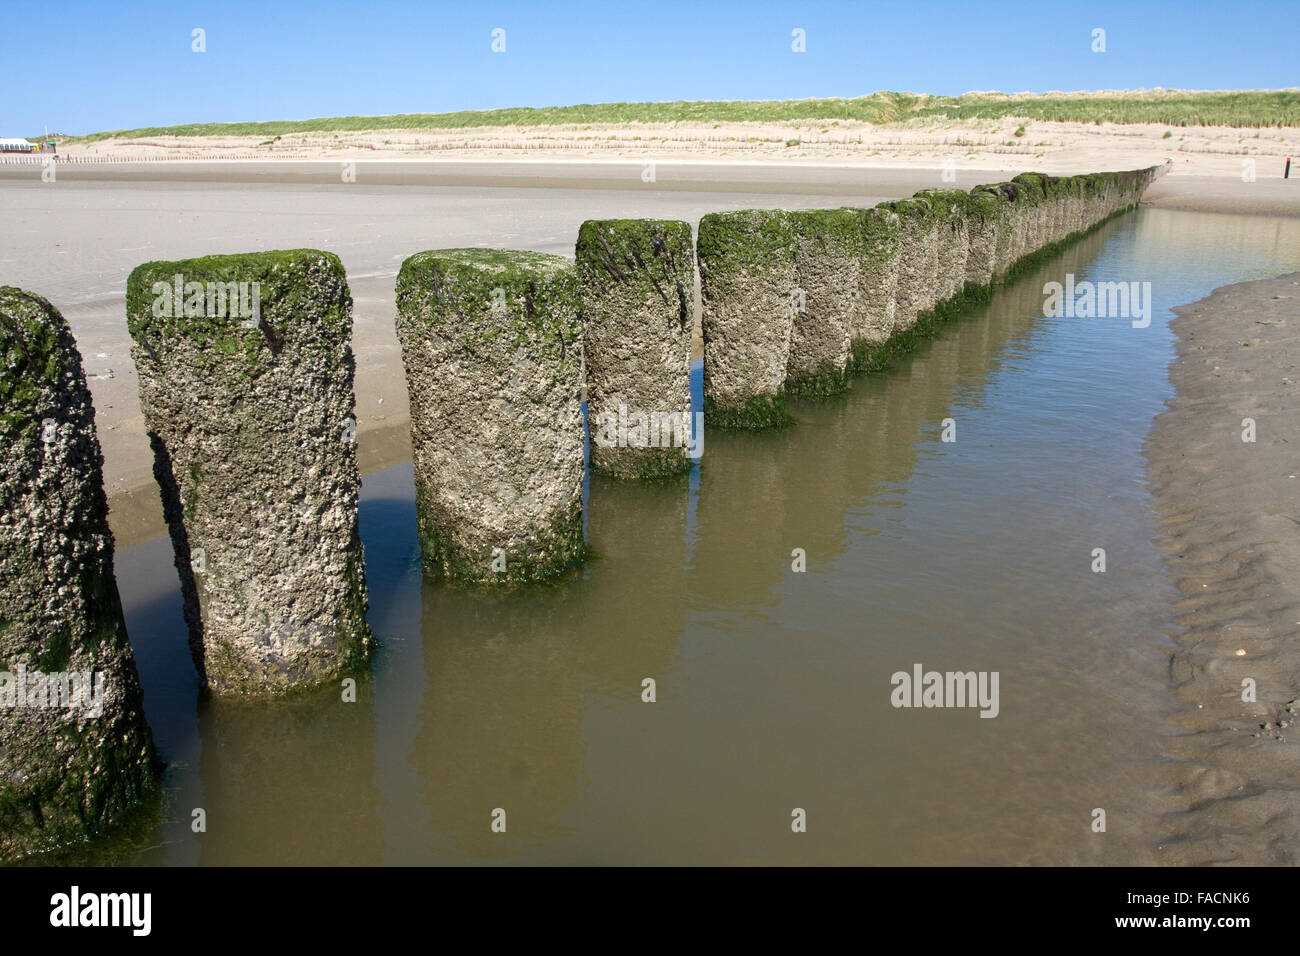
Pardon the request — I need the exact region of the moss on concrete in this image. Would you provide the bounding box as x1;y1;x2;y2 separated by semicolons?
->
127;250;350;378
576;219;694;479
785;207;864;396
397;248;587;585
697;209;798;427
702;390;790;429
0;289;65;443
696;209;797;284
1;286;161;862
397;248;581;376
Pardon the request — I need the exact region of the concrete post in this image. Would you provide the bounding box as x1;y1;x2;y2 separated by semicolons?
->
395;248;586;584
848;206;901;373
127;250;373;695
881;197;940;333
697;209;798;428
1;287;159;860
786;207;864;396
576;219;694;478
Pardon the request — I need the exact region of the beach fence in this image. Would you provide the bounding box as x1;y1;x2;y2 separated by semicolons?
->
0;152;314;165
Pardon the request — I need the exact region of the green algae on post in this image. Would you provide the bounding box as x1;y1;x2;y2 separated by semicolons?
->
848;205;902;374
880;196;941;335
576;219;695;479
395;248;586;583
786;207;865;396
912;188;972;306
126;250;374;695
697;209;798;428
0;286;161;862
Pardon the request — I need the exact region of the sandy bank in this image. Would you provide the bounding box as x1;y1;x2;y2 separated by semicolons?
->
56;116;1300;182
1148;271;1300;864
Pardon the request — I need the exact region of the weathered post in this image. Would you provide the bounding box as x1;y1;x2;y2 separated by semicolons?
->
1008;174;1048;259
1;287;159;860
395;248;585;584
576;219;694;478
697;209;798;427
913;188;971;308
785;207;864;396
1061;176;1089;238
848;205;901;373
881;196;940;333
963;188;1004;292
127;250;373;695
971;183;1023;280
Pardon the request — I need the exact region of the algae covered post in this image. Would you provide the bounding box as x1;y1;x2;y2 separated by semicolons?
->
969;183;1020;281
848;205;902;373
697;208;799;428
912;189;972;308
786;207;864;396
0;287;160;861
576;219;695;479
882;196;941;334
395;248;586;584
126;250;374;696
962;188;1005;291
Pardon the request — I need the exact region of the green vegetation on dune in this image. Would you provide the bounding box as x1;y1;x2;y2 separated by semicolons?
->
69;89;1299;142
907;90;1299;127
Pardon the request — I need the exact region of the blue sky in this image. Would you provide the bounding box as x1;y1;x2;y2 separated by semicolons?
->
2;0;1296;136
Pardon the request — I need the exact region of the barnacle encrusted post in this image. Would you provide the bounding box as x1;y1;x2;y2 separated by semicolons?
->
785;207;865;396
126;250;373;695
395;248;586;584
0;286;160;860
576;219;695;478
697;209;799;428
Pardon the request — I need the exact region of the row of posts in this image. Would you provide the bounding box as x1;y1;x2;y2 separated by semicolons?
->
0;164;1164;858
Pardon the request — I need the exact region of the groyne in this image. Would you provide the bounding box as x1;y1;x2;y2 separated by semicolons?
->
696;164;1166;426
0;162;1165;858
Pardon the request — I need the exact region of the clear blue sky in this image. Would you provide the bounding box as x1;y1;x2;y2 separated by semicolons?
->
2;0;1296;136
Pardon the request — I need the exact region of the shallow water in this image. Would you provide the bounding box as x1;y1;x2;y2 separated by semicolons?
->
100;208;1300;865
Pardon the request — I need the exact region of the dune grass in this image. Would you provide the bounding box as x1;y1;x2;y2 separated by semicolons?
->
68;89;1299;142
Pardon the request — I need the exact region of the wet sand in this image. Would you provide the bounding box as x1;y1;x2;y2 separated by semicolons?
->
1148;271;1300;864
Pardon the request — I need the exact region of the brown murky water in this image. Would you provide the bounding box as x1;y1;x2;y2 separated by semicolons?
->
86;209;1300;865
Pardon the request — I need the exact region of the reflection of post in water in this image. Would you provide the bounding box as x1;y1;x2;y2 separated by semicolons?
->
413;472;688;861
413;586;586;861
196;682;381;865
691;214;1130;608
582;474;688;682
